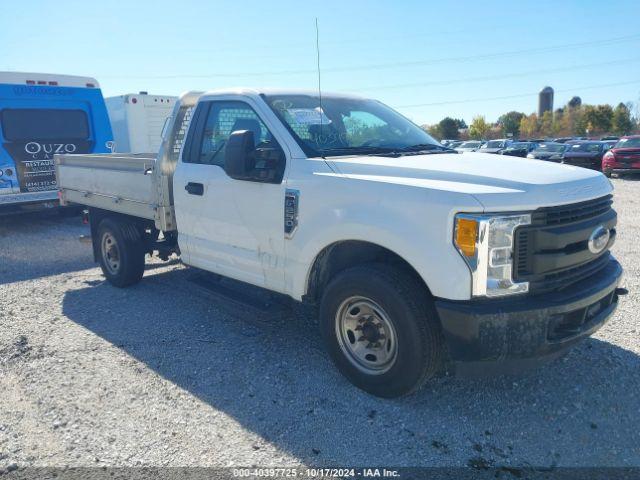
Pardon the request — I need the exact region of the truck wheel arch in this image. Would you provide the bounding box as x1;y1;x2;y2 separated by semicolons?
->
303;240;433;305
88;208;156;261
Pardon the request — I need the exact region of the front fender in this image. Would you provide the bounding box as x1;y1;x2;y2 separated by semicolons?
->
284;178;482;301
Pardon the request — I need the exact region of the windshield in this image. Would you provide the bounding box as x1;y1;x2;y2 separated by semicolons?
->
459;141;481;148
615;137;640;149
483;140;505;148
0;109;89;141
510;143;530;148
535;143;565;153
263;94;441;157
569;143;602;153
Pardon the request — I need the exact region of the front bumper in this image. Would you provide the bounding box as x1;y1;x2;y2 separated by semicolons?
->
435;257;623;374
562;158;601;170
604;162;640;174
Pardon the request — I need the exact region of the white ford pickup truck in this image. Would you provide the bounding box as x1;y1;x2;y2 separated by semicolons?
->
56;89;624;397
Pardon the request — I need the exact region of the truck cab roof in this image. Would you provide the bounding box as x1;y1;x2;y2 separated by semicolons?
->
198;88;365;101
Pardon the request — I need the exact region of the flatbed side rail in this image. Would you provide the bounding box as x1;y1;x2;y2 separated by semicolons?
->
56;153;158;221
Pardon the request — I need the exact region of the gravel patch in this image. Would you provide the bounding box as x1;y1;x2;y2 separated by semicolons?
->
1;178;639;469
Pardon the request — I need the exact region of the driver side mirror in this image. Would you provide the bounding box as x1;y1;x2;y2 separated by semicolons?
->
224;130;285;183
224;130;255;180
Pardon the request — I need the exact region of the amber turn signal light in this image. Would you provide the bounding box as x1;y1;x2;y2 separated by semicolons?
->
455;217;478;257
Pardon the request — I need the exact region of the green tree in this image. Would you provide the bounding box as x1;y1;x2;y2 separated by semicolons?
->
581;104;613;135
611;102;634;135
497;111;524;138
454;118;468;130
519;113;539;139
437;117;461;139
539;111;554;137
559;104;582;136
469;115;491;140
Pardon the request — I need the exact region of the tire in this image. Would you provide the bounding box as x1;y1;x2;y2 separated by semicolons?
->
603;169;612;178
96;218;146;288
319;263;443;398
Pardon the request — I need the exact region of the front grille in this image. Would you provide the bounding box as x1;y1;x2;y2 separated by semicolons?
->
528;252;611;293
531;195;612;226
514;195;616;294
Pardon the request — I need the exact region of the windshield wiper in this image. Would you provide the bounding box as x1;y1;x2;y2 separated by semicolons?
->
399;144;458;154
320;146;402;156
319;144;457;157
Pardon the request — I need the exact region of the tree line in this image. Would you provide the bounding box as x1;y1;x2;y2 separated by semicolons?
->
424;98;639;140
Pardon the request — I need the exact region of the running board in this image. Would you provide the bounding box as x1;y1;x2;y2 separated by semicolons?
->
187;271;292;318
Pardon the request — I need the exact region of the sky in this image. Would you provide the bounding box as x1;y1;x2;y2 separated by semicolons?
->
2;0;640;126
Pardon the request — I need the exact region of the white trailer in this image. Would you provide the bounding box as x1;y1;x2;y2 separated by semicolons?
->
105;92;177;154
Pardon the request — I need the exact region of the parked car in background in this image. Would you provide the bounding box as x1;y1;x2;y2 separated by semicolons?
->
500;142;536;157
447;140;463;149
602;135;640;177
562;141;606;170
455;140;483;152
479;139;512;154
527;142;567;162
554;137;573;143
601;140;618;151
601;136;619;141
0;72;113;215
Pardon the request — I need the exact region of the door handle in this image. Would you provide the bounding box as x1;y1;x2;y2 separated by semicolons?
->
185;182;204;196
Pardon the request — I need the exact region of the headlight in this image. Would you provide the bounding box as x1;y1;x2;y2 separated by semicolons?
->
454;213;531;297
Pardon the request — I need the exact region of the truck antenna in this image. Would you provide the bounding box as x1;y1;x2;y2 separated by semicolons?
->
315;17;325;158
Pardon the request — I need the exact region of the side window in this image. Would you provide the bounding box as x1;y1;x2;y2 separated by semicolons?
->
196;101;272;167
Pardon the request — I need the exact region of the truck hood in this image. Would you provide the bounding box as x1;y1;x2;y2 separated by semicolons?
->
325;152;613;211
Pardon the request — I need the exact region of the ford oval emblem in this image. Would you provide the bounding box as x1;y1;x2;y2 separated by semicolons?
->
588;226;610;254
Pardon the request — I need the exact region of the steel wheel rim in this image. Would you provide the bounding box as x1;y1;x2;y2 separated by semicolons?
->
335;296;398;375
101;232;121;275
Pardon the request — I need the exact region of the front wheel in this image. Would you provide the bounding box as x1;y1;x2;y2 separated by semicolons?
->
96;218;146;287
319;263;443;398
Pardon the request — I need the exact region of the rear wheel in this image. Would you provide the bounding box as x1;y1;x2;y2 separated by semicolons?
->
96;218;145;287
319;263;443;398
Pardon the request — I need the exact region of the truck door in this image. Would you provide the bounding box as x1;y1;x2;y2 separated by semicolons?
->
173;99;287;292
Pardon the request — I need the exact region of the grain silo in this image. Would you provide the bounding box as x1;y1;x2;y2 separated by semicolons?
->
538;86;554;117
